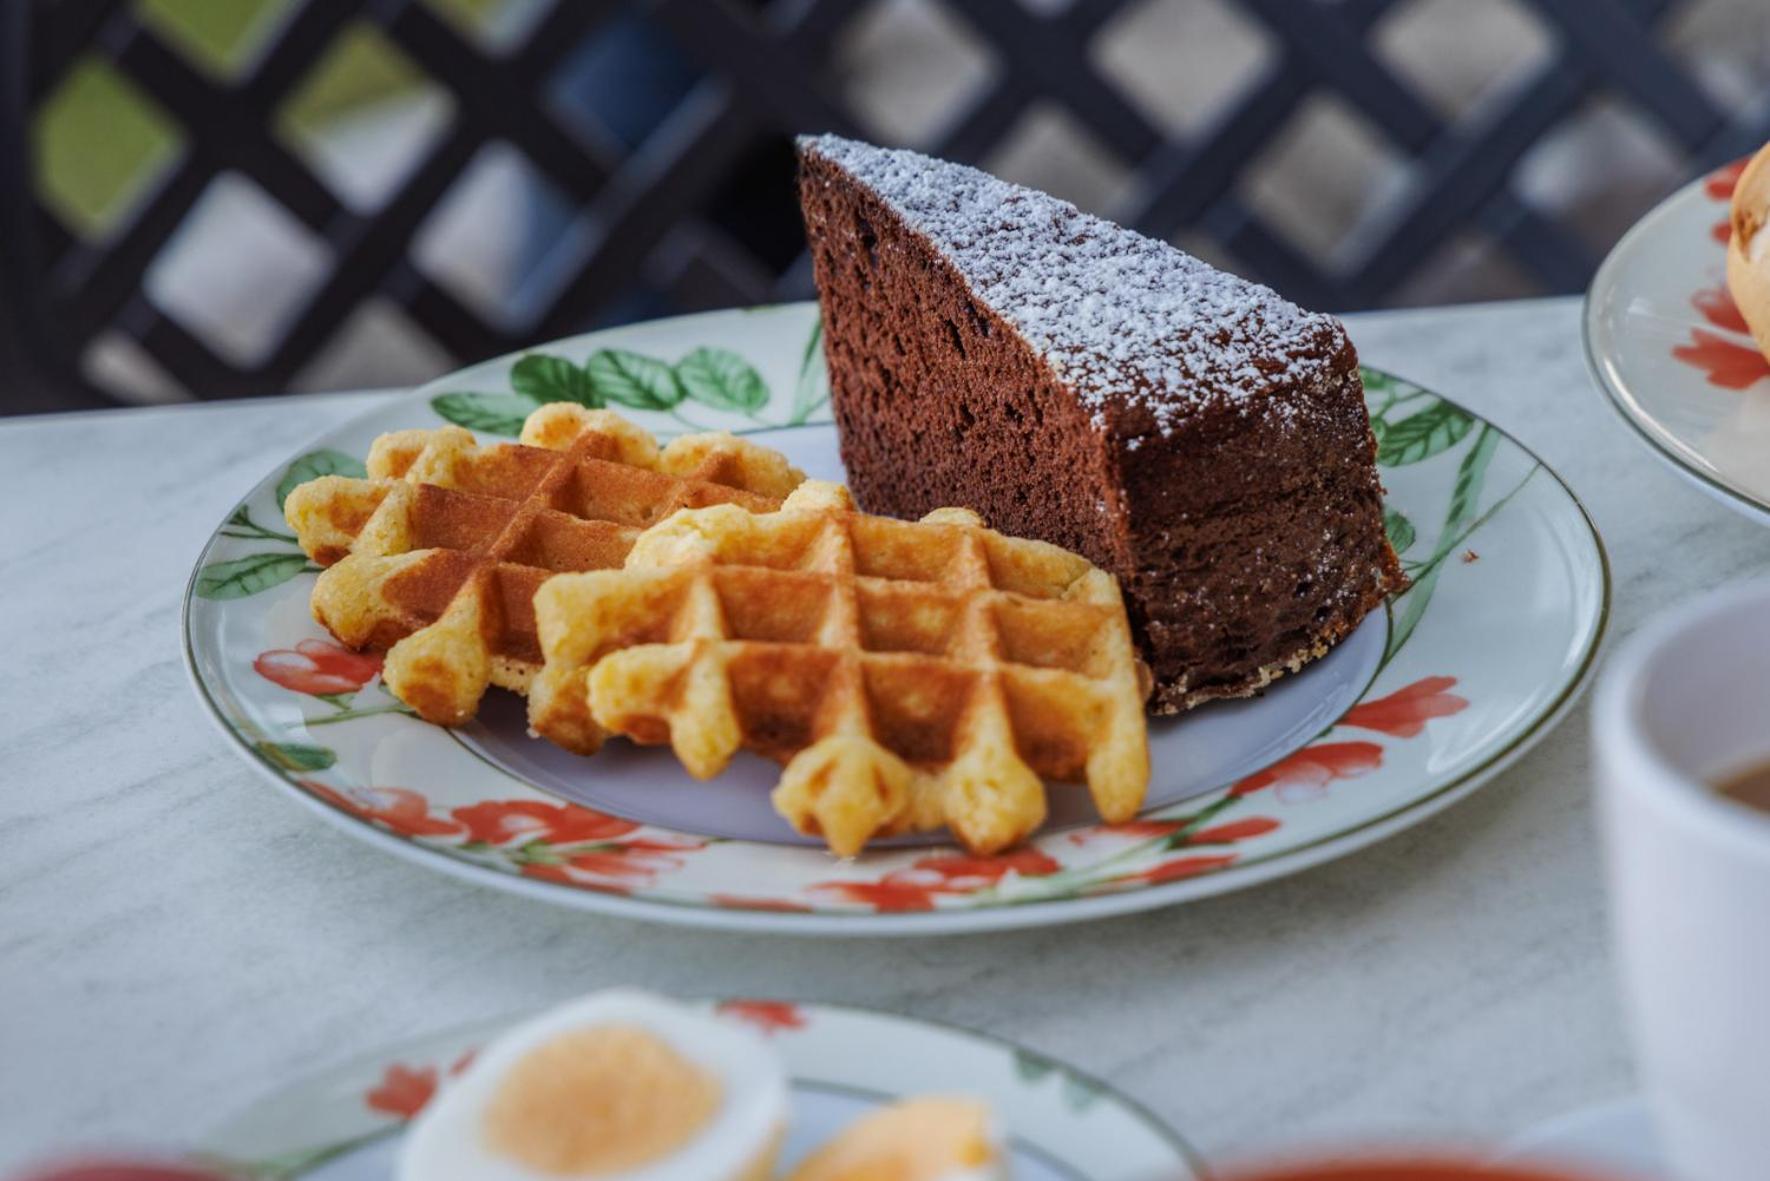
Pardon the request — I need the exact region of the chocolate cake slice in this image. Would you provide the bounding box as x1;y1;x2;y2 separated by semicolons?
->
796;134;1405;713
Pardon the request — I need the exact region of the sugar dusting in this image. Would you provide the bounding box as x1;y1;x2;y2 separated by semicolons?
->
801;134;1346;433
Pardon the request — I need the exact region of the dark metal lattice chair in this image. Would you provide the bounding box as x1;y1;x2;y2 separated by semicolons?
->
3;0;1769;414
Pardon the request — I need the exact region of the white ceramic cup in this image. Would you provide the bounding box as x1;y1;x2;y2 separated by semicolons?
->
1595;579;1770;1181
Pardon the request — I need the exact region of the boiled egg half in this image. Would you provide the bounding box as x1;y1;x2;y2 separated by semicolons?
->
787;1096;1005;1181
398;990;787;1181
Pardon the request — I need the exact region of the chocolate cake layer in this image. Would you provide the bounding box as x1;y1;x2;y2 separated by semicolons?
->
797;135;1405;712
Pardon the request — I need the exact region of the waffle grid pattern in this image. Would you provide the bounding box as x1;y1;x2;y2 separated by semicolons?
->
531;482;1150;856
285;403;801;725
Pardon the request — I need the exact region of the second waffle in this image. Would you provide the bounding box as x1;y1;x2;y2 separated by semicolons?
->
529;481;1151;856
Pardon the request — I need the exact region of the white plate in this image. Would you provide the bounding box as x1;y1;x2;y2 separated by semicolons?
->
1586;158;1770;525
184;302;1608;934
197;1000;1200;1181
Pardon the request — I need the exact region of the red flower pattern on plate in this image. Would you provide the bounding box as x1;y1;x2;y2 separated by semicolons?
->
295;776;717;895
521;837;704;890
1231;740;1385;804
365;1062;437;1120
1340;676;1469;738
1673;328;1770;390
813;847;1063;912
277;646;1471;912
800;668;1482;912
1706;158;1745;241
303;783;465;839
910;848;1061;887
1121;853;1240;885
254;639;381;696
717;999;807;1035
453;799;638;846
1188;817;1282;844
1693;285;1751;334
811;880;943;913
1671;157;1770;387
1707;158;1749;201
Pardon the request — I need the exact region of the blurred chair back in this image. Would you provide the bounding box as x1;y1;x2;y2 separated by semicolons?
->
2;0;1768;413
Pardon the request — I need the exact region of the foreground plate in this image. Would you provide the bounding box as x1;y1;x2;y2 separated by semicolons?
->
185;302;1608;934
199;1000;1200;1180
1586;158;1770;525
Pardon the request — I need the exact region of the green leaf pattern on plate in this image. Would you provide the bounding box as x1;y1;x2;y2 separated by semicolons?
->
790;316;829;425
1013;1047;1101;1112
275;450;365;511
431;391;537;435
198;337;801;603
1384;508;1416;555
675;346;769;413
430;336;810;437
1384;426;1503;665
196;552;312;600
197;453;359;600
1362;368;1538;670
586;348;686;411
511;353;597;406
1376;401;1475;466
1014;1046;1057;1085
256;740;337;772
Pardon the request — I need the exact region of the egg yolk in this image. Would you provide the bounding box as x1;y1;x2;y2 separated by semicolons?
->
788;1097;996;1181
481;1024;723;1176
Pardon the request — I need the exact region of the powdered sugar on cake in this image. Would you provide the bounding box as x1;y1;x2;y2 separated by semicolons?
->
801;133;1345;433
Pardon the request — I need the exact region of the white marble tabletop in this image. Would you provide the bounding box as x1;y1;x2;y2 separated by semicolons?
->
3;296;1763;1174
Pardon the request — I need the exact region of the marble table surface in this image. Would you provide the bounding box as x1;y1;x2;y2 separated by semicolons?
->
4;296;1763;1175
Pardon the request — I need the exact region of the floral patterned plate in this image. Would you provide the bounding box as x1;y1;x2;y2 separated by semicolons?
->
1586;157;1770;525
198;999;1201;1180
184;302;1608;933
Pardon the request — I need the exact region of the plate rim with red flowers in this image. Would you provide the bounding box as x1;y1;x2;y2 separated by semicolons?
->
1586;155;1770;526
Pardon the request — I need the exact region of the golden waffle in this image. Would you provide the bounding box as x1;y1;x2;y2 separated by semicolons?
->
530;482;1150;856
283;404;804;726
